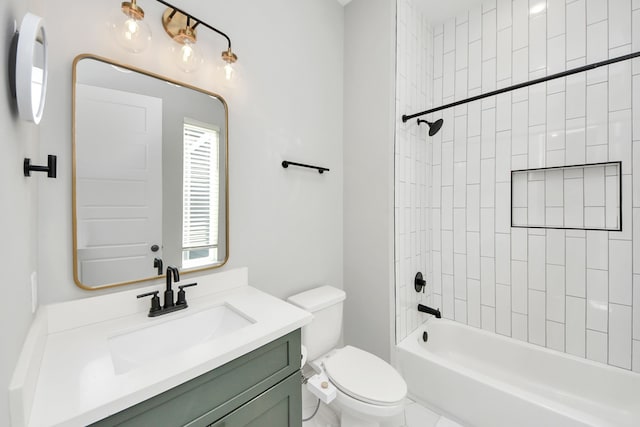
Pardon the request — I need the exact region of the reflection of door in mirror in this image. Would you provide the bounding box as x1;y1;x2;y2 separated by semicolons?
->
73;55;228;290
75;84;163;285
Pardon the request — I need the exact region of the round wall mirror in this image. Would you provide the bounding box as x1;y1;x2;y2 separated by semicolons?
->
14;13;48;124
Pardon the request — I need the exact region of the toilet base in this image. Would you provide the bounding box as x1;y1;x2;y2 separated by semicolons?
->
302;384;405;427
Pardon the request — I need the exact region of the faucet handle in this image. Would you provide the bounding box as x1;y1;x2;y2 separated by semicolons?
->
137;291;161;315
176;283;197;306
153;258;163;275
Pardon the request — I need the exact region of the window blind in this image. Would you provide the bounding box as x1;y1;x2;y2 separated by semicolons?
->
182;120;219;266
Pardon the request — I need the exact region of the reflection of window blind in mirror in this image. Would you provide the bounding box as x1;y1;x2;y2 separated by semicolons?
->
511;162;622;231
182;120;220;269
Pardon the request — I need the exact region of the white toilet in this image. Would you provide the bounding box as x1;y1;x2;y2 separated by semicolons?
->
288;286;407;427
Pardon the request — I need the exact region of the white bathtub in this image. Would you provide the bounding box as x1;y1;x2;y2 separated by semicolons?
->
396;318;640;427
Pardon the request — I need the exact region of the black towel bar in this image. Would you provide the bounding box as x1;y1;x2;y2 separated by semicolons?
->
282;160;329;174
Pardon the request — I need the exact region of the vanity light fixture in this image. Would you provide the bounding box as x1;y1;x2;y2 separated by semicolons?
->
162;9;202;72
110;0;152;53
155;0;238;79
113;0;239;79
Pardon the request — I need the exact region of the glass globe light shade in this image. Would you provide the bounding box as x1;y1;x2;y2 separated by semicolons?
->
221;48;238;81
110;5;151;53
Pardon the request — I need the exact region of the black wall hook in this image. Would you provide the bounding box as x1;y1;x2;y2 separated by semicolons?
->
24;155;57;178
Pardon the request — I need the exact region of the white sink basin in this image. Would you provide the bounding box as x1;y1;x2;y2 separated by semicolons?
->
108;304;255;374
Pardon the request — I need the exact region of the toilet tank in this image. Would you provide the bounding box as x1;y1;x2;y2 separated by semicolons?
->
287;286;346;361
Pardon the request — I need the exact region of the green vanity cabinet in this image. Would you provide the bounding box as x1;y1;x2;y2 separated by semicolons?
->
91;330;302;427
203;373;301;427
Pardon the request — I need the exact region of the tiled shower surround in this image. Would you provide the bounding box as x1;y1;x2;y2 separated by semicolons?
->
395;0;640;372
395;0;433;342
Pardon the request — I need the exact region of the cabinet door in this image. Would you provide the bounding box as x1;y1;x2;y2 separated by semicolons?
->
205;372;302;427
91;330;300;427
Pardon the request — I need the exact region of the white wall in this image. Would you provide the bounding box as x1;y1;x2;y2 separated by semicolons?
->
343;0;396;361
37;0;344;304
1;1;43;425
397;0;640;371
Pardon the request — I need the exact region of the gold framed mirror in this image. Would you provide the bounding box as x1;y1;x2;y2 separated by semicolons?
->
72;54;228;290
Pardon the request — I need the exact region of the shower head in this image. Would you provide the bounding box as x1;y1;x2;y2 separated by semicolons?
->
417;118;444;136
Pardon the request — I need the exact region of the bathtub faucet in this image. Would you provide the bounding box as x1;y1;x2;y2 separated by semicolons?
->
418;304;441;319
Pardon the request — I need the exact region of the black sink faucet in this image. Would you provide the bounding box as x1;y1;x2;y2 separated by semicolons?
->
164;266;180;309
137;265;198;317
418;303;441;318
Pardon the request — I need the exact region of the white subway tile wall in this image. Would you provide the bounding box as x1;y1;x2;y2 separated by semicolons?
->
395;0;433;342
395;0;640;370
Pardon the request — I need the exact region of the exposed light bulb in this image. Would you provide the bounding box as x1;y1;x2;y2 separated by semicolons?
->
110;1;151;53
125;18;139;39
224;62;234;80
174;36;201;72
221;48;238;81
181;40;194;63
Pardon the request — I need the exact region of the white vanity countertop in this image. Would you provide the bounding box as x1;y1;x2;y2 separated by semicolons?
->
10;268;311;427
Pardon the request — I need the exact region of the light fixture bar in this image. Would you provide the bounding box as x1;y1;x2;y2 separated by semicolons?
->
153;0;232;50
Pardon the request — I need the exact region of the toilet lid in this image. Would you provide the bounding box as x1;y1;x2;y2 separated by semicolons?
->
323;346;407;406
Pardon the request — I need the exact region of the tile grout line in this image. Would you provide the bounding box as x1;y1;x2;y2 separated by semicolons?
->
605;1;611;366
493;0;500;335
577;0;589;359
465;6;472;326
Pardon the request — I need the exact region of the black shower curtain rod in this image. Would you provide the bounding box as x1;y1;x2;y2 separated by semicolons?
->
402;50;640;123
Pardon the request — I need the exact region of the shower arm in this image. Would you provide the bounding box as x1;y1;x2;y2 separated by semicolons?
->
402;50;640;123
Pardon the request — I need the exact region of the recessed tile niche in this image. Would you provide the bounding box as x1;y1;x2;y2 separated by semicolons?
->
511;162;622;231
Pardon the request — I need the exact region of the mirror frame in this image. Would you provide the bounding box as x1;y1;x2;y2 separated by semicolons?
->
71;54;229;290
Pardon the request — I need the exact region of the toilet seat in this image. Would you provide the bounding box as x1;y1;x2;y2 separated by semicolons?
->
323;346;407;406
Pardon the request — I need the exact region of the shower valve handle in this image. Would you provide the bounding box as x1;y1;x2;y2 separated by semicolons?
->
414;272;426;293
